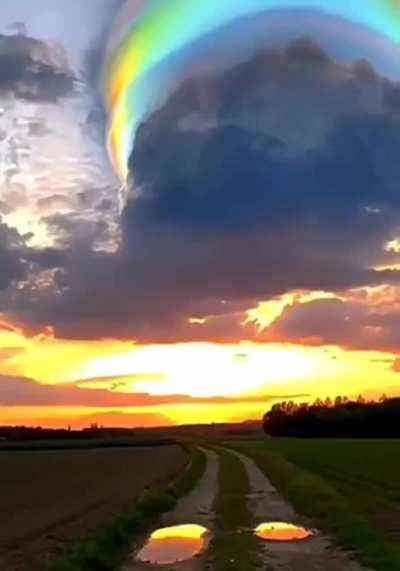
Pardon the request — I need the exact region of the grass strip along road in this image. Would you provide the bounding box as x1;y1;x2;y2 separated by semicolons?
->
45;446;206;571
211;447;260;571
230;439;400;571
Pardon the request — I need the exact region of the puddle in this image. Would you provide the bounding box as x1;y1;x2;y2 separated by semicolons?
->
255;522;315;542
136;524;210;565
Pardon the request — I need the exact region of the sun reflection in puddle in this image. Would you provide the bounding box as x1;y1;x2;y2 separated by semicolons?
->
136;524;210;565
255;522;315;541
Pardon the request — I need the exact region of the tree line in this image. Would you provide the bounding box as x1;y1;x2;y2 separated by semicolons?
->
0;425;139;441
263;395;400;437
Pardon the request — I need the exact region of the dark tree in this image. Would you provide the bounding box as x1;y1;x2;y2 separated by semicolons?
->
263;396;400;438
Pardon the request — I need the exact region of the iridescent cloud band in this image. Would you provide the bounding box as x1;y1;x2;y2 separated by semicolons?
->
103;0;400;181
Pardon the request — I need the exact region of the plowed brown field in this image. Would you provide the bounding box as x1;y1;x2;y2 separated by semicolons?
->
0;445;186;571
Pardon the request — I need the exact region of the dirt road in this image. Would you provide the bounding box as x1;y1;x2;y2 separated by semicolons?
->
121;446;371;571
230;449;370;571
123;448;218;571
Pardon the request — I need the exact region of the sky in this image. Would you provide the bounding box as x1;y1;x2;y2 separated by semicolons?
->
0;1;400;428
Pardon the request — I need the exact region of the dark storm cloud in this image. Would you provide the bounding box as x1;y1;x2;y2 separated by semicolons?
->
0;220;29;290
28;247;66;270
4;40;400;343
42;213;111;249
0;218;68;293
0;32;74;101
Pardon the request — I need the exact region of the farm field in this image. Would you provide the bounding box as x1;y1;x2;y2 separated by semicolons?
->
0;444;187;571
229;438;400;570
239;439;400;525
4;437;400;571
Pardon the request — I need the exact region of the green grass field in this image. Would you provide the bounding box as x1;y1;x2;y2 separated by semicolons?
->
260;439;400;518
229;438;400;571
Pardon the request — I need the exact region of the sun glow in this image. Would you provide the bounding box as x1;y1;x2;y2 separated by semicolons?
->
81;343;318;398
1;319;400;428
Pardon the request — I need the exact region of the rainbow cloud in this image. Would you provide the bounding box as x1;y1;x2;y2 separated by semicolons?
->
103;0;400;182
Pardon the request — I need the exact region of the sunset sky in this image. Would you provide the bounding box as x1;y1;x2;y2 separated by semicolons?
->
1;0;400;428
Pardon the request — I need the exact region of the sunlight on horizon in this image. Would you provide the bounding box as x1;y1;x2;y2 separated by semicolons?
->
1;319;399;428
81;343;319;398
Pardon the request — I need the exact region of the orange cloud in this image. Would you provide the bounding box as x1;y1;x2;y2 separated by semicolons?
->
0;374;306;408
0;306;400;428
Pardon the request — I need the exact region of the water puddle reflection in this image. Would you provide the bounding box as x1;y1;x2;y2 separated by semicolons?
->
255;522;315;541
136;524;210;565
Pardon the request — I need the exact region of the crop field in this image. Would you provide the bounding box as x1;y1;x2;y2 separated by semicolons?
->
0;444;187;571
4;438;400;571
243;439;400;525
230;438;400;570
